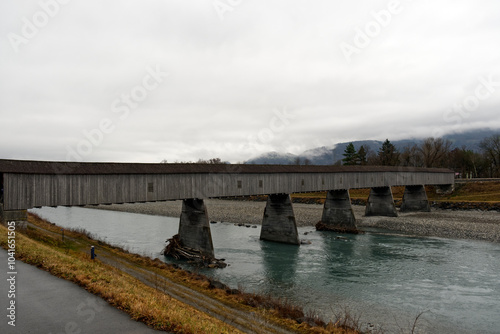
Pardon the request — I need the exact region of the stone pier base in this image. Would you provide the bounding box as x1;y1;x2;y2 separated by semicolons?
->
319;190;358;232
400;185;430;212
365;186;398;217
178;198;214;257
260;194;299;245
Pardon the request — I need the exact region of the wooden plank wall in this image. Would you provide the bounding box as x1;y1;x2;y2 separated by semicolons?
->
3;171;454;210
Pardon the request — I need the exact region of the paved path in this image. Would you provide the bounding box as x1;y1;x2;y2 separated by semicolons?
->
0;250;160;334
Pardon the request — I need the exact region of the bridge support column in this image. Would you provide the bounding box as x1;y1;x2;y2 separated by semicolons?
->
400;185;430;212
260;194;299;245
319;190;358;233
0;204;27;227
178;198;214;258
365;186;398;217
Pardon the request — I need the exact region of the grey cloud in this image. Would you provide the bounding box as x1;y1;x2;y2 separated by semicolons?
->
1;0;499;163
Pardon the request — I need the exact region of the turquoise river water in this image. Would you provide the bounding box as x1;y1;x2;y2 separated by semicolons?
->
30;207;500;334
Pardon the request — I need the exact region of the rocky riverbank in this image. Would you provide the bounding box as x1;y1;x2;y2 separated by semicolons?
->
90;199;500;243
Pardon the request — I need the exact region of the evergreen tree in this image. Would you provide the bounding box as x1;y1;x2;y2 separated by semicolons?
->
342;143;358;165
357;145;367;165
378;139;400;166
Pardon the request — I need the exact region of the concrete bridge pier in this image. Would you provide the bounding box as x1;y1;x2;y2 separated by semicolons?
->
320;190;358;232
0;204;27;227
178;198;214;257
400;185;430;212
260;193;300;245
365;186;398;217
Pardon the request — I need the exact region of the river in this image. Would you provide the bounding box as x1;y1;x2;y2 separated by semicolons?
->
30;206;500;334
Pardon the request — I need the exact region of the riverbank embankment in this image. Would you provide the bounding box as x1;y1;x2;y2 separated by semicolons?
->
90;199;500;243
2;216;355;334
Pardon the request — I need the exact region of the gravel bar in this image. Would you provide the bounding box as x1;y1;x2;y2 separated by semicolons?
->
90;199;500;243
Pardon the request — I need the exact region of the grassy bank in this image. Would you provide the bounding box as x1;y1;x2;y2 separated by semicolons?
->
0;220;243;333
427;181;500;202
1;214;359;334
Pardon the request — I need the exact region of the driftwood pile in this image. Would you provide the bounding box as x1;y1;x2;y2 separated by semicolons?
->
162;234;227;268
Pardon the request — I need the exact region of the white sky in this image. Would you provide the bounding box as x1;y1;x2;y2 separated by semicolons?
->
1;0;500;163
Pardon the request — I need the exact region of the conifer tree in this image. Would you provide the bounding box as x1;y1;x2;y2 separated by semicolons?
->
357;145;367;165
342;143;358;165
378;139;400;166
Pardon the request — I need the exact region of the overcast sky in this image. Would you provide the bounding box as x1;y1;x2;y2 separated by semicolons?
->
1;0;500;163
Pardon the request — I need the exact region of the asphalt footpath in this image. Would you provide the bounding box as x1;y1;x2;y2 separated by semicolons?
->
0;250;161;334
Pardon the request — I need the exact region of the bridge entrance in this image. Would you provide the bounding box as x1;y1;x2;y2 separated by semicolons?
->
0;172;3;203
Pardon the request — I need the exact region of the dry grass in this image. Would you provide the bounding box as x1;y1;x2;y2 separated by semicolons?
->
427;182;500;202
2;214;363;334
0;223;243;333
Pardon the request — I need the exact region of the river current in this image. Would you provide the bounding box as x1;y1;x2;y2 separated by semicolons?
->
30;206;500;333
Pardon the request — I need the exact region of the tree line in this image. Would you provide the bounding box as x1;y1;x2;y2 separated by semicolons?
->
160;134;500;178
341;134;500;178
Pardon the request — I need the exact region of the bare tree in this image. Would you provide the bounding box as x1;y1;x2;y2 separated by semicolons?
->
479;134;500;177
418;137;452;168
366;150;378;165
448;147;483;178
400;144;422;167
196;158;226;164
163;158;227;164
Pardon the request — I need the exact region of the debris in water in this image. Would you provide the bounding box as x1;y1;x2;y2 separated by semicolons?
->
161;234;227;268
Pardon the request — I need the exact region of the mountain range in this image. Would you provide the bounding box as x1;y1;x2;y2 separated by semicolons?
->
245;128;499;165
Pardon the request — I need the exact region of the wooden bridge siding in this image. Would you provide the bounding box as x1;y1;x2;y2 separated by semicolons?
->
2;171;454;211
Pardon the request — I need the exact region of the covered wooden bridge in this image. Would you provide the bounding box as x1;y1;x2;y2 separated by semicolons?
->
0;159;454;257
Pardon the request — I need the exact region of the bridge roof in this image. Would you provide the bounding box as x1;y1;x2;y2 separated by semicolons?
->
0;159;453;175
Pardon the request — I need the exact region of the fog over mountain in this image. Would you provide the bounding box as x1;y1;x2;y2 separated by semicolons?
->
245;129;499;165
